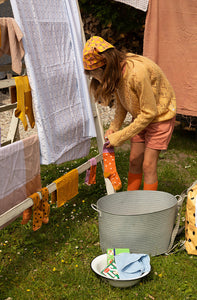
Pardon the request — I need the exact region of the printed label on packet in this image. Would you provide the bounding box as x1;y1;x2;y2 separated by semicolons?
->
101;262;119;279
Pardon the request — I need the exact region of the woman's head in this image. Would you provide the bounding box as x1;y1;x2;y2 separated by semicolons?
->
83;36;127;106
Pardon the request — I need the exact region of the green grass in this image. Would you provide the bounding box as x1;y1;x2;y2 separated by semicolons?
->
0;125;197;299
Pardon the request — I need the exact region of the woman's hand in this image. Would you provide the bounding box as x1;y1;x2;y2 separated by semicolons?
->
104;129;114;147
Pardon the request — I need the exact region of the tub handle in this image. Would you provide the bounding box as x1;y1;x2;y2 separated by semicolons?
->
175;193;187;209
91;204;102;217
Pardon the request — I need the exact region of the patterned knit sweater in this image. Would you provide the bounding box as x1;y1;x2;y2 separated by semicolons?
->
108;54;176;147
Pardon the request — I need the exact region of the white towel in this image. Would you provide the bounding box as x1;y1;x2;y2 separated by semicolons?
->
113;0;149;12
0;135;42;229
10;0;96;164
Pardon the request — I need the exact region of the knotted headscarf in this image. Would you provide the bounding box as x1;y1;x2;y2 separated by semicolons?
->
83;36;114;70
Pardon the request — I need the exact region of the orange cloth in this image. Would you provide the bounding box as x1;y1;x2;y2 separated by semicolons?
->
85;158;97;185
103;142;122;191
0;17;24;74
14;76;35;131
51;169;79;207
30;188;50;231
21;207;32;225
127;172;142;191
40;187;50;224
83;36;114;70
143;0;197;117
88;165;97;185
143;181;158;191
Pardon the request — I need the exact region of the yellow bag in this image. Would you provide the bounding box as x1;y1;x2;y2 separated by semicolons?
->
185;182;197;255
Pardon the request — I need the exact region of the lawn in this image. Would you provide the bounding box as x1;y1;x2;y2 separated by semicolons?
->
0;124;197;300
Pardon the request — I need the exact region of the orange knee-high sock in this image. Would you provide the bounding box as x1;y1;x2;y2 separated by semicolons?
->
21;207;32;225
127;172;142;191
143;181;158;191
103;142;122;191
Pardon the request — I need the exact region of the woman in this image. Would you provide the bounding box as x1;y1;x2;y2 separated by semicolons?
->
83;36;176;191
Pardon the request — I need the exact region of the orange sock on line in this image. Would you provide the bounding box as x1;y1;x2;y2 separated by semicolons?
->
103;142;122;191
127;172;142;191
21;207;32;225
143;181;158;191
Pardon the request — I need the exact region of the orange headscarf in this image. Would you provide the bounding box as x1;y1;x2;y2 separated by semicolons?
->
83;36;114;70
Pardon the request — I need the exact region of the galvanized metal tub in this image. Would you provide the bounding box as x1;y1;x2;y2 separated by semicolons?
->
92;190;178;256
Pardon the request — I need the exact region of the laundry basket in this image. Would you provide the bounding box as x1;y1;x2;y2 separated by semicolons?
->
92;190;178;256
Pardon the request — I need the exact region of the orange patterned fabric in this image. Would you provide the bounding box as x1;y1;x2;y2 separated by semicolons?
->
185;184;197;255
29;188;50;231
103;142;122;191
83;36;114;70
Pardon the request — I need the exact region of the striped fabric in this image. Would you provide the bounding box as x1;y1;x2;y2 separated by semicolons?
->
0;135;41;229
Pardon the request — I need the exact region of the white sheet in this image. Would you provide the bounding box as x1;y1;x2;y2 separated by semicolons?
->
10;0;96;164
113;0;149;12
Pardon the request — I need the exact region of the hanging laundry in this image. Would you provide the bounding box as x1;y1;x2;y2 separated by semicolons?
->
21;187;50;228
0;134;41;229
51;169;79;208
103;142;122;191
143;0;197;117
85;157;97;185
113;0;149;12
21;206;32;225
185;184;197;255
10;0;96;164
14;75;35;131
29;187;50;231
0;17;24;74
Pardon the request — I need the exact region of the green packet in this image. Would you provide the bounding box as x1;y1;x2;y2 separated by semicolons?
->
101;261;119;279
107;248;130;264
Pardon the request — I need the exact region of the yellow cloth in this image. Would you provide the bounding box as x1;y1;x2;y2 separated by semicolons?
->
83;36;114;70
51;169;79;208
185;184;197;255
14;76;35;131
108;54;176;147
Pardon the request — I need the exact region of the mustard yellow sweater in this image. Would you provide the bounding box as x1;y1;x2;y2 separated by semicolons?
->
108;54;176;147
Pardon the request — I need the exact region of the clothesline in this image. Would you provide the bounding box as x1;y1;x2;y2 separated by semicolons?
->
0;153;114;228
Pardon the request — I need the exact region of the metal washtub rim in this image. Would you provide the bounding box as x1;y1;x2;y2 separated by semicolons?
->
96;190;177;217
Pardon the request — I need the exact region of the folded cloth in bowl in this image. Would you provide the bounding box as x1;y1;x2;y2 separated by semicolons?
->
114;253;151;280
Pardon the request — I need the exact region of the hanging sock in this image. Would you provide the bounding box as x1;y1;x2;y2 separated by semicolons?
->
103;142;122;191
143;181;158;191
40;187;50;224
21;188;50;231
85;157;97;185
127;172;142;191
51;169;79;207
31;188;50;231
14;76;35;130
21;206;32;225
31;192;43;231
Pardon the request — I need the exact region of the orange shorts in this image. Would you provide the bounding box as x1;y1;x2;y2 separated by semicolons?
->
131;117;175;150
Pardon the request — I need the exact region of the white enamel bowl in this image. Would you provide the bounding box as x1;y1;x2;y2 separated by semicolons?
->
91;254;151;288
